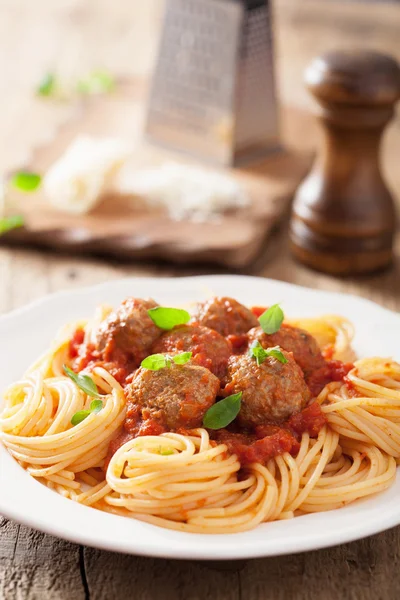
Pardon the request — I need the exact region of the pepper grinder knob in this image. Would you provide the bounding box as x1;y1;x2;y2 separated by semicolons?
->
289;50;400;274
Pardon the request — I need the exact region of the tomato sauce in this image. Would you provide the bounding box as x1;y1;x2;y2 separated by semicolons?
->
105;405;167;469
68;328;133;385
69;328;85;358
307;360;353;397
250;306;267;319
226;334;248;354
212;401;326;466
214;428;299;466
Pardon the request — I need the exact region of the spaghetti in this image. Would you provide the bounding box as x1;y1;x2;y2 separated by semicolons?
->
1;299;400;534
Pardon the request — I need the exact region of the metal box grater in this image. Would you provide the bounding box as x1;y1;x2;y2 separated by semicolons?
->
145;0;279;166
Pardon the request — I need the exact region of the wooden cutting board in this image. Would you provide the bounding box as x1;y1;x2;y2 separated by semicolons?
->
1;80;312;268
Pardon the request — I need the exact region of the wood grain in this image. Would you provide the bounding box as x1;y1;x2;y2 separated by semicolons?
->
0;518;85;600
1;1;400;599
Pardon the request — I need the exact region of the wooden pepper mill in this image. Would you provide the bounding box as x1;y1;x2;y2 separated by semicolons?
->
289;50;400;275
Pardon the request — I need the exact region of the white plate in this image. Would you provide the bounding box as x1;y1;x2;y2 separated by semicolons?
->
1;275;400;560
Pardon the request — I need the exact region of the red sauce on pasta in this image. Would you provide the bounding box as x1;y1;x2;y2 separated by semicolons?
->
69;328;85;358
212;402;326;466
307;360;353;397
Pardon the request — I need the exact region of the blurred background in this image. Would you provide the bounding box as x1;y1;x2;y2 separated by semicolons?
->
0;0;400;276
1;0;399;165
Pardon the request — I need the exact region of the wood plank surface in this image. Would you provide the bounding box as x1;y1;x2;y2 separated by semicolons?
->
1;1;400;599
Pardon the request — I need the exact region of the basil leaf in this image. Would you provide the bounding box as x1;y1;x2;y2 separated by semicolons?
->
77;70;115;95
148;307;190;330
172;352;192;365
203;392;242;430
248;341;287;365
141;354;167;370
248;340;267;366
0;215;24;235
141;352;192;370
37;73;56;96
258;304;284;334
90;399;103;413
70;398;103;426
71;410;91;426
63;365;101;398
11;172;42;192
265;346;288;364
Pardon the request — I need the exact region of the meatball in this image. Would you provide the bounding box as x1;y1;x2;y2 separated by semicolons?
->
191;297;258;337
152;324;231;379
247;324;325;378
94;297;162;366
223;352;310;427
127;363;219;430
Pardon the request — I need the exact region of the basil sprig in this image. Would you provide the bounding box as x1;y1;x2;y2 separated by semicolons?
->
141;352;192;371
11;172;42;192
63;365;102;398
147;306;190;330
203;392;242;430
71;399;103;426
249;341;287;366
258;304;284;334
0;215;24;235
37;73;56;97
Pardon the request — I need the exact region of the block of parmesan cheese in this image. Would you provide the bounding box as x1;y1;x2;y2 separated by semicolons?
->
43;136;132;215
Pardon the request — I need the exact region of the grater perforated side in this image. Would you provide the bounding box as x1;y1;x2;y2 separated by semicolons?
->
145;0;279;166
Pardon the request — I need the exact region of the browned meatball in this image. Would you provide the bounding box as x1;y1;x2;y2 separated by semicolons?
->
223;352;310;426
127;363;219;429
94;298;162;366
191;297;258;337
247;324;325;378
152;324;231;379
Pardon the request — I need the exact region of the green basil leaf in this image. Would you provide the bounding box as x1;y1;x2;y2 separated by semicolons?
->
77;70;115;95
172;352;192;365
11;172;42;192
71;410;91;426
248;340;267;366
203;392;242;430
0;215;24;235
37;73;56;96
63;365;101;398
148;307;190;330
141;354;168;370
258;304;284;334
265;346;288;364
90;399;103;413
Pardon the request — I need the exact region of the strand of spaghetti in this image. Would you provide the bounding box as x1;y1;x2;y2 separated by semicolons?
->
283;452;301;507
338;407;400;456
110;477;257;514
301;458;396;507
285;427;339;512
268;455;291;521
76;482;112;506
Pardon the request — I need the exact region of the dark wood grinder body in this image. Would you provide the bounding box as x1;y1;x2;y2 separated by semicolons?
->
290;51;400;275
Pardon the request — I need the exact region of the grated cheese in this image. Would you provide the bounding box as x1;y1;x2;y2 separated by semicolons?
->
118;162;250;222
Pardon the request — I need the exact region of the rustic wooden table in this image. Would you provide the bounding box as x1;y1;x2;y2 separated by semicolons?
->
1;1;400;598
